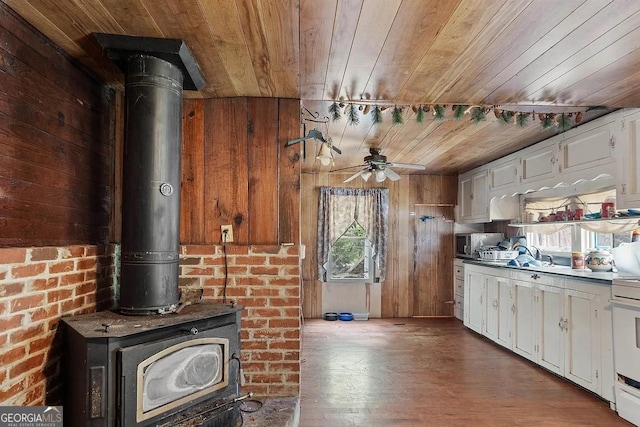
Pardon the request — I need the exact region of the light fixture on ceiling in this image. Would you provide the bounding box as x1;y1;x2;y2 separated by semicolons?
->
316;142;333;166
361;170;372;181
375;169;386;182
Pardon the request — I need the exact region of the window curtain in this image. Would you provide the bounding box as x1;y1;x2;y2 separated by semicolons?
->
317;187;389;281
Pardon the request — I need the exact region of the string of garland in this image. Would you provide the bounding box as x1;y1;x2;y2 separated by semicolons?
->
328;101;592;132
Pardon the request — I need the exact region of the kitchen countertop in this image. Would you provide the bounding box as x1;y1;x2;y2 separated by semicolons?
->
462;258;617;284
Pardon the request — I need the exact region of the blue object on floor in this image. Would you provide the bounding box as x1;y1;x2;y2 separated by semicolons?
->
338;312;353;321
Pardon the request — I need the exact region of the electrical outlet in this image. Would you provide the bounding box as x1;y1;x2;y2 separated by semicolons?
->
221;225;234;243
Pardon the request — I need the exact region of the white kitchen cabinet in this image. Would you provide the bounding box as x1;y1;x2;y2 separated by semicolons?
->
563;287;601;395
512;277;537;363
463;266;485;333
519;137;559;192
616;109;640;209
537;283;565;376
559;119;616;182
458;168;489;223
484;273;512;349
489;155;520;198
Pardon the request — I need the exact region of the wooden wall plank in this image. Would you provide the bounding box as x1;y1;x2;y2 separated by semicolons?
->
248;97;279;244
278;98;302;244
181;99;206;244
203;98;249;244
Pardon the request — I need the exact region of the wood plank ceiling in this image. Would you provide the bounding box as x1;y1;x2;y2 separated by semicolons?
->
4;0;640;175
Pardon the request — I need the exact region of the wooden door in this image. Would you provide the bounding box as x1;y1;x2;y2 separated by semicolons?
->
413;205;454;316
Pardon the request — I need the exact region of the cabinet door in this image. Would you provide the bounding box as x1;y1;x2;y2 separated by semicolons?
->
564;289;601;395
520;139;558;190
560;122;615;178
512;280;537;363
489;157;519;197
471;171;489;220
538;284;565;375
463;269;484;334
459;175;473;220
618;111;640;208
484;275;512;349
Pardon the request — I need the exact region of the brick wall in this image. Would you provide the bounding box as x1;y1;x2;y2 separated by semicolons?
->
0;243;300;406
0;245;118;405
180;244;301;398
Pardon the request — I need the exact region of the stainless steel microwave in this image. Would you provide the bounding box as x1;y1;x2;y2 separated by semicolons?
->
455;233;504;258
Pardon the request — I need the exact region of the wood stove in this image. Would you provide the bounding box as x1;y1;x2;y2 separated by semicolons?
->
60;34;244;426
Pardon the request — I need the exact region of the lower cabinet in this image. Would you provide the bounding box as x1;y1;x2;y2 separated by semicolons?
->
463;264;614;403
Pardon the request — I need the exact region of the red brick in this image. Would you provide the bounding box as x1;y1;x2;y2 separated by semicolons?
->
0;282;25;298
250;288;280;297
29;336;54;354
240;330;249;340
283;329;300;339
269;340;300;350
30;247;59;261
0;346;27;365
249;308;282;318
235;277;266;287
283;286;300;297
0;381;25;402
85;293;97;305
85;270;97;280
284;373;300;383
84;246;98;256
76;282;96;296
283;351;300;361
77;258;97;270
183;267;215;276
225;246;248;255
237;297;267;307
269;318;300;328
241;341;268;350
31;277;59;291
251;351;283;362
48;288;73;303
266;383;299;397
283;308;300;317
24;384;45;405
250;245;281;254
285;246;299;256
249;266;280;275
61;246;86;258
202;288;218;298
0;314;23;331
241;319;269;329
179;257;201;266
10;323;45;344
0;332;6;347
183;245;217;255
30;305;59;322
252;329;282;339
268;277;299;286
11;295;44;312
61;297;84;313
234;256;267;265
10;353;45;379
59;272;84;286
227;266;248;275
203;277;225;287
0;248;27;263
244;384;268;396
270;256;299;265
269;362;300;372
241;362;266;372
250;374;282;383
202;257;224;265
270;298;299;307
0;270;6;280
0;369;6;383
11;263;46;278
285;266;301;275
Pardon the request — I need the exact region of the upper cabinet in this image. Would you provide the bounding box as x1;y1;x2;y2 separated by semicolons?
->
458;168;489;223
489;155;520;198
519;138;560;191
616;110;640;209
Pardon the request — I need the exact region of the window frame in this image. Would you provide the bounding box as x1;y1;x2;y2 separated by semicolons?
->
327;233;374;284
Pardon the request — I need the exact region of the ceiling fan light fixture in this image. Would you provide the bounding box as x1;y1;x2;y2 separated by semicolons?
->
316;142;333;166
375;169;386;182
361;170;372;181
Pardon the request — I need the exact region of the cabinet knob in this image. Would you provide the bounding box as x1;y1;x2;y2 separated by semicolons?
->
531;273;540;280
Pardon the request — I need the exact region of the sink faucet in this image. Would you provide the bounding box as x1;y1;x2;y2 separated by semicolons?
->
542;254;554;266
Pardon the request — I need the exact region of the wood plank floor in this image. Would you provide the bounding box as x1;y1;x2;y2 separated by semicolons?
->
299;318;632;427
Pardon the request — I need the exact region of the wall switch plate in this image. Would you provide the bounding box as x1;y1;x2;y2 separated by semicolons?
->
221;225;233;243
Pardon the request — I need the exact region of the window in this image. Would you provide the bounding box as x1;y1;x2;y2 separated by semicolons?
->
328;222;373;281
587;231;631;250
526;227;572;254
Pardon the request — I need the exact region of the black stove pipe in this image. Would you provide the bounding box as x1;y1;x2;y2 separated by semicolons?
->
119;54;183;315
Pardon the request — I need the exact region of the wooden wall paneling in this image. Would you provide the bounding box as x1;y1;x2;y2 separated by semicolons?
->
301;172;325;319
203;98;249;244
396;179;412;317
413;204;454;317
278;98;302;244
381;180;399;317
181;99;206;244
247;98;279;244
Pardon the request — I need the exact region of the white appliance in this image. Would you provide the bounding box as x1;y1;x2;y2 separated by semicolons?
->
611;278;640;426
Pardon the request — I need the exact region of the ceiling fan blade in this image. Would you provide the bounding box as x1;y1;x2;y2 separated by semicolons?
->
384;167;401;181
343;169;365;183
330;164;367;172
388;162;426;170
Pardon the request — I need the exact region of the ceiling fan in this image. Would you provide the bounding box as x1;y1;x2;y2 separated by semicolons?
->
339;148;426;183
